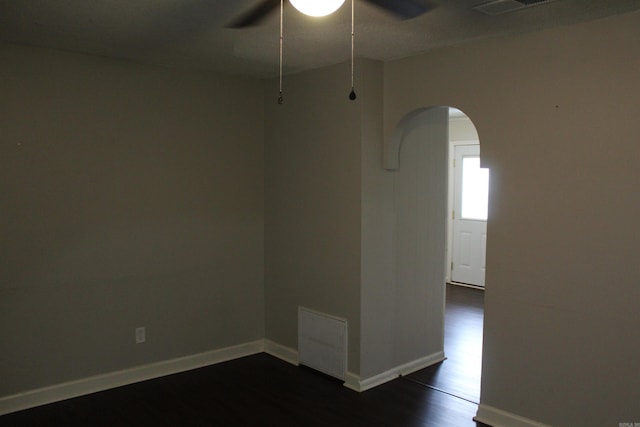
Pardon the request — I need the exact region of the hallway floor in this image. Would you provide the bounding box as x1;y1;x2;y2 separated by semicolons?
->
406;284;484;404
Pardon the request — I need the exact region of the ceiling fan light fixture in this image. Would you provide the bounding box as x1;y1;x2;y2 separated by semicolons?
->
290;0;346;17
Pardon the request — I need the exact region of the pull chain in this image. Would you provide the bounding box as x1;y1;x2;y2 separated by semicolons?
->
278;0;284;104
349;0;356;100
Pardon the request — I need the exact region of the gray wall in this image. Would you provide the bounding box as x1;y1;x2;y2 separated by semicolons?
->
359;60;396;379
391;108;448;370
264;60;449;384
384;11;640;426
0;43;265;396
361;106;449;380
264;61;362;374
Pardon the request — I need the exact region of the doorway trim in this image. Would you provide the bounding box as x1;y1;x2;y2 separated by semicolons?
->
446;140;482;286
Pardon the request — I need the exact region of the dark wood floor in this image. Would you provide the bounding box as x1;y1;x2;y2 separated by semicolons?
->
1;285;486;427
406;284;484;404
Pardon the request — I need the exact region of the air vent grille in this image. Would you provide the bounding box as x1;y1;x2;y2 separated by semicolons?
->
473;0;555;15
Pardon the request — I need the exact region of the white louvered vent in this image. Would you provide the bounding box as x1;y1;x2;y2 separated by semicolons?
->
473;0;556;15
298;307;347;380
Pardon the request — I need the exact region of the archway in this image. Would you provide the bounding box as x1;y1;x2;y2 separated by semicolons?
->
388;105;485;405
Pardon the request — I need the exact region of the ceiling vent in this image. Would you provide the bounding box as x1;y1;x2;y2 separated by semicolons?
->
473;0;555;15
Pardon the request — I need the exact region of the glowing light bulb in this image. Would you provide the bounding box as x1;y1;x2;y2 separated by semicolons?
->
289;0;346;17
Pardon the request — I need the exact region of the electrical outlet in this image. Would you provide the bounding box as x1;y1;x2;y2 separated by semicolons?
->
135;327;146;344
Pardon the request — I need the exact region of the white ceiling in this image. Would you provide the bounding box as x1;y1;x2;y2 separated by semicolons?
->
1;0;639;78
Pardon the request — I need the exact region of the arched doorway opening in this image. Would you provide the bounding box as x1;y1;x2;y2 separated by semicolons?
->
447;108;488;288
387;105;485;405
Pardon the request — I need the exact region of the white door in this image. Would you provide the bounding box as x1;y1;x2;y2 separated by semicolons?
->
451;144;489;287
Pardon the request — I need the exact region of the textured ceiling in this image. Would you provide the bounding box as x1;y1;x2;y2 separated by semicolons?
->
1;0;639;78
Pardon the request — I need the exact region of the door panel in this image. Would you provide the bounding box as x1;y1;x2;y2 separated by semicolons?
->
451;144;488;287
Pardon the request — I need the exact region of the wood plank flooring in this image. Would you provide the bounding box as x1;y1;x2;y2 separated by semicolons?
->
406;284;484;404
0;285;486;427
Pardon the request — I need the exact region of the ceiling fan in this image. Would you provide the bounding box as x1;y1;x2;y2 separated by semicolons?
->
228;0;434;28
228;0;435;104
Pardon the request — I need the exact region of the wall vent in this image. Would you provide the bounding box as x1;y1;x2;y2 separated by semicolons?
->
473;0;555;15
298;307;347;380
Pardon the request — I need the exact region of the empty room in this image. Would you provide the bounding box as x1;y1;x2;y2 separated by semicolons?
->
1;1;639;426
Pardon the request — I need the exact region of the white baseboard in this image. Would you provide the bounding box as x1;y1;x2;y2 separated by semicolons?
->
397;351;446;376
0;340;264;417
264;339;299;366
343;371;362;391
1;342;450;415
344;351;445;392
475;404;551;427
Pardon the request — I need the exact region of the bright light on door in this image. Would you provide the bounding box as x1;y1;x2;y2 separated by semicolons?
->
461;156;489;220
